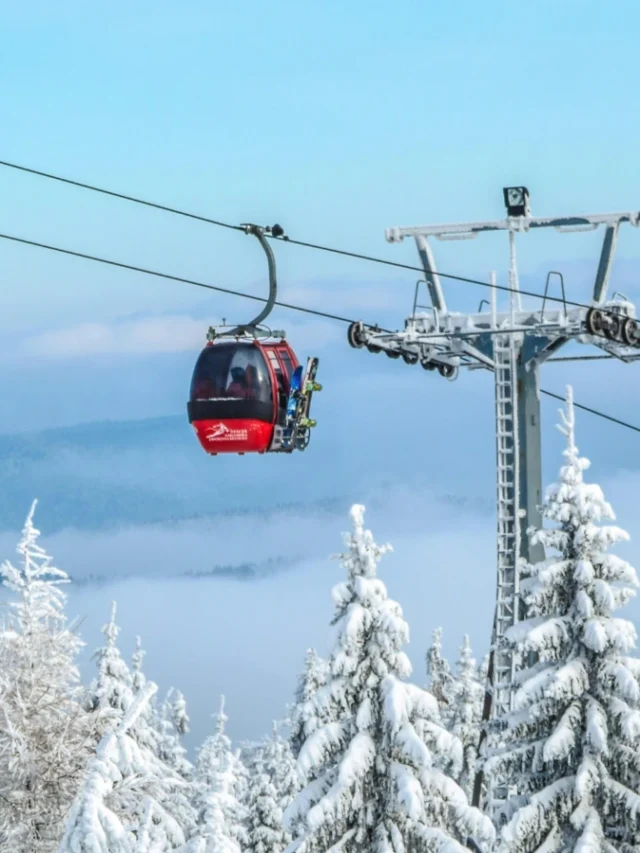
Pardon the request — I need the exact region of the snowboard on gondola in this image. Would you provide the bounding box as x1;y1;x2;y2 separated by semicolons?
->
284;357;321;451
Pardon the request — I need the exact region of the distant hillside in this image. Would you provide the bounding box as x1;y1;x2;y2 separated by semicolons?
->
0;412;492;534
0;414;346;532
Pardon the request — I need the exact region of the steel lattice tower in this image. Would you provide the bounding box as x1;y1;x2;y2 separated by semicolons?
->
346;188;640;817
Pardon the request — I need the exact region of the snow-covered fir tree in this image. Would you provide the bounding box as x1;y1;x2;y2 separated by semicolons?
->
158;689;194;781
89;611;162;758
188;697;247;853
487;386;640;853
290;649;329;760
0;501;92;853
236;741;257;814
245;767;283;853
82;604;195;846
245;723;300;853
426;627;456;725
240;740;265;777
285;504;494;853
86;601;135;734
269;723;300;819
447;636;484;801
170;690;190;739
130;636;196;839
132;634;146;691
59;682;186;853
129;634;164;756
142;653;198;840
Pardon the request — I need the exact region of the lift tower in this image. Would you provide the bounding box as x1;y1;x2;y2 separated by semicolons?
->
347;188;640;816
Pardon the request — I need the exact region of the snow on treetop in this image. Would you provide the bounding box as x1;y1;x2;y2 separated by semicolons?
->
490;386;640;853
332;503;392;582
286;503;493;853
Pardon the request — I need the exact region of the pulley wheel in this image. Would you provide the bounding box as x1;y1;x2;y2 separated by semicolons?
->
622;317;639;347
438;363;458;381
402;352;419;365
585;307;604;336
347;322;365;349
421;358;436;371
386;350;401;359
367;343;382;354
604;314;621;341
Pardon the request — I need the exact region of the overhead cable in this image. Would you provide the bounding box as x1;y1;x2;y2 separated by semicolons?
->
0;232;354;325
1;228;638;437
0;158;608;314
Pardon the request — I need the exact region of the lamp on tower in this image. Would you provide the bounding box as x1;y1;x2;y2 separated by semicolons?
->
503;186;530;218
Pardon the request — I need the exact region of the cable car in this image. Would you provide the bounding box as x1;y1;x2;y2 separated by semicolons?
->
187;224;321;456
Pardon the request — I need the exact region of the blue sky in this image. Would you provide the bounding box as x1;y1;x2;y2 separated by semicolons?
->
3;0;640;335
1;1;640;418
3;1;640;743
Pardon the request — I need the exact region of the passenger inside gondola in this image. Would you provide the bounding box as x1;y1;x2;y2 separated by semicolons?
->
189;341;275;406
227;366;248;398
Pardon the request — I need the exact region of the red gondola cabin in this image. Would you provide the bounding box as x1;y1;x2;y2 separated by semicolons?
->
187;338;299;455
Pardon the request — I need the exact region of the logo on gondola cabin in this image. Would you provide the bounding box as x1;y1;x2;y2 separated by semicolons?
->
206;423;248;442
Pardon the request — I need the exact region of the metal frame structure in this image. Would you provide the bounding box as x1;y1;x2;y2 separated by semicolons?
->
347;187;640;817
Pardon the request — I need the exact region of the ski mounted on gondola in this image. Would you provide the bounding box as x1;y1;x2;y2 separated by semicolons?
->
186;224;320;456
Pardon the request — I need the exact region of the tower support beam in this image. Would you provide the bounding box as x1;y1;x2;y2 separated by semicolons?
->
517;358;544;566
593;224;619;304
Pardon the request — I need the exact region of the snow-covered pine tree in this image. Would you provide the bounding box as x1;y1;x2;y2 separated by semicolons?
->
447;636;484;800
246;722;300;853
245;766;283;853
426;627;456;725
130;634;164;756
290;649;329;760
159;689;194;781
83;605;194;846
132;634;148;692
86;601;135;735
170;690;190;739
268;723;300;819
59;682;186;853
487;386;640;853
130;639;196;839
246;725;289;853
188;697;247;853
236;741;257;815
285;504;494;853
89;612;160;757
0;500;92;853
239;740;264;777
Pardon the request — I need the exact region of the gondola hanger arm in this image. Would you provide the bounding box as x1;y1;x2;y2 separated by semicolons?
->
227;223;286;337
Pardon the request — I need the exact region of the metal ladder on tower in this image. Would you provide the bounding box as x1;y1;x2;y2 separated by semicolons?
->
489;331;522;814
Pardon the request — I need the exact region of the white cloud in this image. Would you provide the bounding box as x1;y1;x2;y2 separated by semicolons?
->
39;469;640;746
0;487;495;745
19;314;341;359
22;315;206;358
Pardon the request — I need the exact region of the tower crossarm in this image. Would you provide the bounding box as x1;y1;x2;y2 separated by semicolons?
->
349;295;640;372
386;210;640;242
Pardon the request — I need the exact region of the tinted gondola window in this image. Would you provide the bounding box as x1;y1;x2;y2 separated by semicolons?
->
190;345;231;400
226;347;272;402
190;344;272;404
